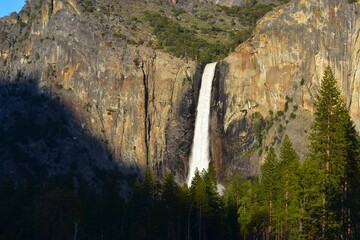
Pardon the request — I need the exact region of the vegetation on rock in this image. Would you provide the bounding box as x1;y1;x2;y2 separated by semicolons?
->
70;0;284;63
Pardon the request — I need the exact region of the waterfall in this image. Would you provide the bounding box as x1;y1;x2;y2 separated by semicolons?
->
187;62;217;186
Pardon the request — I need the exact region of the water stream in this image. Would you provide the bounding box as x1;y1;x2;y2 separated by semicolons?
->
187;62;217;186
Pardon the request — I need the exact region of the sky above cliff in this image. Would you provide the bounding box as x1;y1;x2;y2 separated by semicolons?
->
0;0;26;17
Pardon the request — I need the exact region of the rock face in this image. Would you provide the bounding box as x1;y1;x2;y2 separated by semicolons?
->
170;0;285;6
214;0;360;177
1;0;360;183
0;0;197;183
210;0;275;6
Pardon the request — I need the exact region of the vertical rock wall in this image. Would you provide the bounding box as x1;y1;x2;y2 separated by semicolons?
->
214;0;360;177
0;0;197;181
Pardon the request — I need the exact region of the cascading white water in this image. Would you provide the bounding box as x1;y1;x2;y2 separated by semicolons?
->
187;62;217;186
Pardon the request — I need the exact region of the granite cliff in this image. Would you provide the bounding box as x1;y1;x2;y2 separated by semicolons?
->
214;0;360;177
0;0;285;183
0;0;199;183
210;0;288;7
0;0;359;184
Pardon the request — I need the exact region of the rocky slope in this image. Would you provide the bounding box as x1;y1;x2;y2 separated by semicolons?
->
0;0;200;183
210;0;288;6
1;0;359;184
0;0;287;184
215;0;360;177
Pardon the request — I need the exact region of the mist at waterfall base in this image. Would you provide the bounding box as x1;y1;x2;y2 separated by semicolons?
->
187;62;217;186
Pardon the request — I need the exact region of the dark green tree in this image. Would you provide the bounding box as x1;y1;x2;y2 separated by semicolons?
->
189;169;208;240
342;104;360;239
238;177;269;240
223;173;246;239
127;167;164;239
275;135;301;239
298;158;324;238
189;167;223;240
308;66;360;239
260;147;279;239
162;172;180;239
203;166;223;239
34;189;81;240
234;175;256;239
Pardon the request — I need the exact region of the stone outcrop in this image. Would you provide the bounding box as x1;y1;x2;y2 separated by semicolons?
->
0;0;197;182
168;0;284;6
210;0;272;6
215;0;360;177
1;0;360;183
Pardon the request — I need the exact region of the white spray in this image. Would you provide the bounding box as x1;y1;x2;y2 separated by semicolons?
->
187;62;217;186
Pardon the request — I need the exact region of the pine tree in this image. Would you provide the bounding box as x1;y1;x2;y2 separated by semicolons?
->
237;177;254;239
260;147;279;239
308;66;360;238
162;173;180;239
342;104;360;239
223;173;244;239
203;166;223;239
189;167;223;240
190;169;207;240
242;178;269;239
178;184;192;240
298;158;324;238
276;135;301;239
261;147;278;196
128;167;164;239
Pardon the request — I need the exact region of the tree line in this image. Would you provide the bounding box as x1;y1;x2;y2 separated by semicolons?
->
0;166;231;240
0;66;359;239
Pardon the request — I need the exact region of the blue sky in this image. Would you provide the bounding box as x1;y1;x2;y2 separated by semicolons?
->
0;0;26;18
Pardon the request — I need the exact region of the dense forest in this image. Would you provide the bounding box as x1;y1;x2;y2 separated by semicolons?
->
0;66;359;239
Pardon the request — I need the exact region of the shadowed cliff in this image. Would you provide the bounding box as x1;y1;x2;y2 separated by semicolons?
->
0;78;139;188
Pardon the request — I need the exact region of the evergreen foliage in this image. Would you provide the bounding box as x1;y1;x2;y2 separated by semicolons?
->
144;12;233;62
142;1;279;63
307;66;360;238
275;135;301;239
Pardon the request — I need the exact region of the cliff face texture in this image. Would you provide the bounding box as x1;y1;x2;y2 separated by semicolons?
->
210;0;285;6
216;0;360;176
1;0;360;183
0;0;197;183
